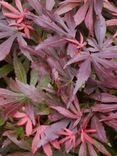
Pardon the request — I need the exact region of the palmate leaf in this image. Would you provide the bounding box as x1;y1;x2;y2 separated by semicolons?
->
37;120;70;148
64;15;117;105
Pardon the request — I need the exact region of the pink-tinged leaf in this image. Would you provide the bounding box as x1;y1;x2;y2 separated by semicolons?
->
67;43;77;57
38;120;69;148
94;57;117;70
0;88;20;97
91;93;117;103
35;36;66;50
68;59;91;107
27;0;43;15
100;113;117;122
95;14;106;47
64;52;89;68
32;125;47;154
74;2;89;26
103;0;117;16
0;1;19;14
83;132;94;144
25;104;36;125
17;35;32;61
85;3;93;34
0;35;16;60
26;119;33;136
94;0;103;15
64;12;76;35
17;117;27;126
51;106;79;119
106;19;117;26
15;0;23;13
0;31;14;39
91;116;108;143
92;104;117;113
46;0;55;11
105;120;117;131
14;112;26;118
56;3;78;15
24;27;30;39
34;15;66;35
0;98;18;106
50;140;61;150
88;143;98;156
16;80;44;103
93;139;111;156
43;143;53;156
3;13;21;19
57;128;76;152
3;131;30;150
79;143;87;156
14;108;33;136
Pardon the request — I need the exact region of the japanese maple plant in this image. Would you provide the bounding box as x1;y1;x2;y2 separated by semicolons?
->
0;0;117;155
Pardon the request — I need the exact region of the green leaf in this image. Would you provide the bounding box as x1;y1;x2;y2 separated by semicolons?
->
0;118;5;126
15;127;24;139
35;103;51;115
30;70;38;86
13;53;27;83
0;64;13;78
37;75;50;90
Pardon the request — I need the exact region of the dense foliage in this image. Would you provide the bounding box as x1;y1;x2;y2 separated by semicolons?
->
0;0;117;155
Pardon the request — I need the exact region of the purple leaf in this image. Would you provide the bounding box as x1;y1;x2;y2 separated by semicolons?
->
67;59;91;107
35;36;66;50
92;104;117;113
37;120;69;148
95;14;106;47
93;139;111;156
16;80;44;103
88;143;98;156
85;3;93;34
0;35;16;60
79;143;87;156
74;2;89;26
91;93;117;103
91;116;108;143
